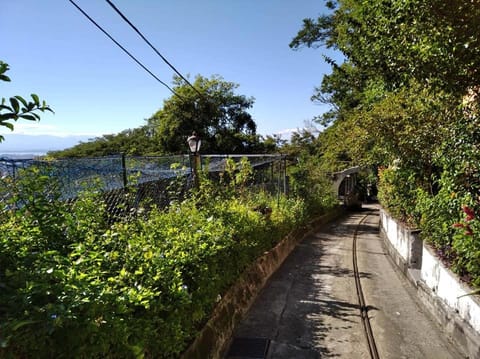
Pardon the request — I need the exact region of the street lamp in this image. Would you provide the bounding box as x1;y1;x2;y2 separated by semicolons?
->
187;131;201;155
187;131;201;189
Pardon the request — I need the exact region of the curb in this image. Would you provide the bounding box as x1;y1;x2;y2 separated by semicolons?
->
181;207;345;359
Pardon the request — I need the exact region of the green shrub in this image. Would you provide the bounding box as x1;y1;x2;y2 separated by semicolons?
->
451;204;480;285
0;161;331;358
415;172;465;249
377;165;420;226
288;156;337;215
415;109;480;285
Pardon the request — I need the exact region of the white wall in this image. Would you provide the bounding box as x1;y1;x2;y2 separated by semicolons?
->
421;244;480;333
380;209;409;262
380;208;480;334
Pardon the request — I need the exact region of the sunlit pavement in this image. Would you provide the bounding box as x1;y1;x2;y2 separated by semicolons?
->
225;205;464;359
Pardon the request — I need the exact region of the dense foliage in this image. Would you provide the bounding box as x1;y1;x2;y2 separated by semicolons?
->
148;75;265;154
292;0;480;284
0;159;336;358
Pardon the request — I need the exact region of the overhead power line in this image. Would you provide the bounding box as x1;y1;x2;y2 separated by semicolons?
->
105;0;204;98
68;0;184;100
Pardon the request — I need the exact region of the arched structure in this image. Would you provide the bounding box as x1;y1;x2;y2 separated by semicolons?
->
331;166;362;206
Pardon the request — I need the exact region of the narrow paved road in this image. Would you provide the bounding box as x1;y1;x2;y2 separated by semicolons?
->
225;206;464;358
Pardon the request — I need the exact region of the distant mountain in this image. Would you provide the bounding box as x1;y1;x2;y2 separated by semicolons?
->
0;134;93;155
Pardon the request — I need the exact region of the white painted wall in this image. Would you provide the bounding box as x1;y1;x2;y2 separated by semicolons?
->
380;209;409;261
380;208;480;334
421;245;480;333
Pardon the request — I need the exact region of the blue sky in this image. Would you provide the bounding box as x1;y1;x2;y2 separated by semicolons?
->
2;0;339;144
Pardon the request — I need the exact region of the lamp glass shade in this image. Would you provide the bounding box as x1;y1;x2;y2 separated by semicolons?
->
187;135;201;153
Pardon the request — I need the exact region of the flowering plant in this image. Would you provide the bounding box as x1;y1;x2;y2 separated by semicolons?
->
452;205;476;236
452;203;480;285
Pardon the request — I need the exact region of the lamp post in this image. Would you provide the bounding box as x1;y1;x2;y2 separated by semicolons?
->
187;131;201;189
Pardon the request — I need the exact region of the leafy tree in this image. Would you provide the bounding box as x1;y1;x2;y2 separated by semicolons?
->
50;73;278;158
281;128;319;159
148;74;260;154
291;0;480;285
316;119;355;171
0;61;53;141
291;0;480;172
291;0;480;94
259;134;284;154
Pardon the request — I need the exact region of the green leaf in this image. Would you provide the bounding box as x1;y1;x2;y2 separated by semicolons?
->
0;113;17;121
0;61;9;74
11;320;40;331
31;94;40;105
14;96;28;107
19;114;38;122
42;105;54;114
129;344;145;359
9;97;19;114
1;121;14;130
0;74;10;82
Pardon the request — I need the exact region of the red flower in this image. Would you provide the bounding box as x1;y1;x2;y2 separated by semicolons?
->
463;223;474;236
462;206;476;221
453;222;465;228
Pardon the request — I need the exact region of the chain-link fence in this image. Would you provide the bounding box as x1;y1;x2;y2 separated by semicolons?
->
201;154;288;190
0;154;288;221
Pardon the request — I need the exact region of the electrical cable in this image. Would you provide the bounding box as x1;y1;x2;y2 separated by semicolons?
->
68;0;184;100
105;0;204;98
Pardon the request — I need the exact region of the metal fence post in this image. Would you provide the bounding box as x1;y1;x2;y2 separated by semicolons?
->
12;160;16;182
121;154;128;188
283;156;289;196
277;159;281;206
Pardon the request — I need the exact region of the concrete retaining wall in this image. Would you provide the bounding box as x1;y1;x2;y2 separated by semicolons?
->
379;210;422;271
379;208;480;358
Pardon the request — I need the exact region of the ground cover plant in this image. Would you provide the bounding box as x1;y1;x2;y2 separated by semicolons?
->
0;159;336;358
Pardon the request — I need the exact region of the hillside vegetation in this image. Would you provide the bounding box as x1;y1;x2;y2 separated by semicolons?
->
292;0;480;285
0;157;336;358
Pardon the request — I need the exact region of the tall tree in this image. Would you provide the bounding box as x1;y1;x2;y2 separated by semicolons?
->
291;1;480;279
148;74;260;154
291;0;480;94
291;0;480;174
51;74;276;158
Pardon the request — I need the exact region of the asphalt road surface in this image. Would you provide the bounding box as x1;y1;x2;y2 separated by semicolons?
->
226;206;465;359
